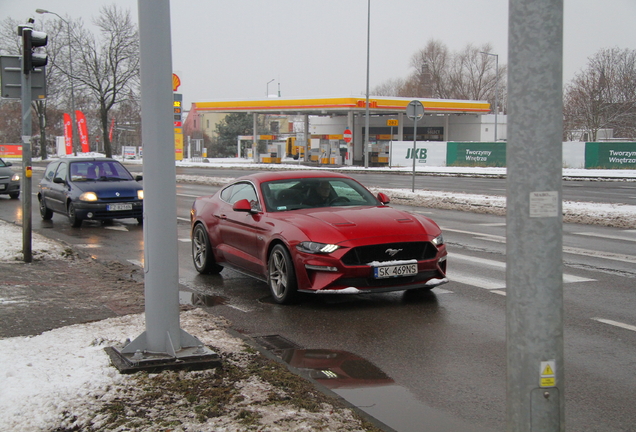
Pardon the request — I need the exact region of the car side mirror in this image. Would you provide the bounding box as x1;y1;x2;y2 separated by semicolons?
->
5;161;12;167
377;192;390;204
135;175;143;181
233;198;257;213
53;177;66;184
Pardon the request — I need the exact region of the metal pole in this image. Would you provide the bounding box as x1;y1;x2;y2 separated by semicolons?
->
481;51;499;142
36;10;78;155
507;1;564;431
21;43;32;263
411;117;417;192
364;0;370;168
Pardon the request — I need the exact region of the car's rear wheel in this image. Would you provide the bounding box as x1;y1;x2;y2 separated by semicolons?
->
192;224;222;274
268;244;298;304
39;197;53;220
68;202;83;228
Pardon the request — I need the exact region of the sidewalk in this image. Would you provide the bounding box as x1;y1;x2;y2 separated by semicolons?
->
0;221;388;432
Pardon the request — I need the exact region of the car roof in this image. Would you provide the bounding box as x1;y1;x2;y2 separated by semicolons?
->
236;170;352;183
55;157;117;163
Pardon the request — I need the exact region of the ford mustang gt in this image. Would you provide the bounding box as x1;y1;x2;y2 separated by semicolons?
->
190;171;448;304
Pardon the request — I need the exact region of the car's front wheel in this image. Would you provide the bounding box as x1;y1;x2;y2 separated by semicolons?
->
67;202;83;228
268;244;298;304
39;197;53;220
192;223;222;274
9;192;19;199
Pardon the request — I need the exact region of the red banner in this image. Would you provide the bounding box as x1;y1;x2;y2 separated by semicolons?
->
63;113;73;154
75;110;90;153
109;118;115;142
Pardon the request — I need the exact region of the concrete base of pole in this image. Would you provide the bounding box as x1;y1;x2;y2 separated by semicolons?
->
106;331;220;374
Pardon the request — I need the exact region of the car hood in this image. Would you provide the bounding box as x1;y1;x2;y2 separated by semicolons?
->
71;180;142;198
0;166;15;176
277;206;441;244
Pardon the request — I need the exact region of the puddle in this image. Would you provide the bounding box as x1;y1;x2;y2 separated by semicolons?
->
273;347;493;432
179;291;226;307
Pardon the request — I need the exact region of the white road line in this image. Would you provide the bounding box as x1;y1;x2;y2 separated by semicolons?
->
563;246;636;264
177;217;190;222
592;318;636;333
177;193;201;198
104;226;129;231
178;238;191;243
574;232;636;242
479;222;506;227
441;227;506;241
490;290;507;296
448;274;505;290
450;253;596;284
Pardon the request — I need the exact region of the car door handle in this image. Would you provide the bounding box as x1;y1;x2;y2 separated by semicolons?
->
214;213;227;220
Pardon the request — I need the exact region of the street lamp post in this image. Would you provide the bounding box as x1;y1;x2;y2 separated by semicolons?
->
481;51;499;142
266;78;274;97
36;8;78;154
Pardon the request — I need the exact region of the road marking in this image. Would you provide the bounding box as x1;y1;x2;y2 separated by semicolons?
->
449;253;596;287
177;216;190;222
449;273;505;290
592;318;636;333
443;228;636;265
75;244;102;249
479;222;506;227
177;193;201;198
104;226;129;231
564;246;636;264
441;227;506;241
574;231;636;242
490;290;507;296
178;238;191;243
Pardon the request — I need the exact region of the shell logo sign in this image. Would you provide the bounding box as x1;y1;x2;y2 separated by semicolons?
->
172;73;181;92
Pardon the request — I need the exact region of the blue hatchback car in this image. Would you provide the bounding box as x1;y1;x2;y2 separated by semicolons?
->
38;157;143;227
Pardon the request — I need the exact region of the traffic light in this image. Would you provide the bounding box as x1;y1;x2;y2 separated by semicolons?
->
20;26;48;74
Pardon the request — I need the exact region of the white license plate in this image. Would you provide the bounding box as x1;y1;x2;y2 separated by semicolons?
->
107;203;133;211
0;184;5;190
374;263;417;279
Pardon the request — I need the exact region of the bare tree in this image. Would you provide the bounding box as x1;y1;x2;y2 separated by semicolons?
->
56;5;139;158
372;39;506;116
564;47;636;140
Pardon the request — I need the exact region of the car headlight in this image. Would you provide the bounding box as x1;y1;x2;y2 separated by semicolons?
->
297;241;339;254
11;174;20;182
432;234;444;246
79;191;98;202
137;189;144;200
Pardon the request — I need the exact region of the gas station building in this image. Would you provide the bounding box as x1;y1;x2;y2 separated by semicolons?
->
185;96;496;166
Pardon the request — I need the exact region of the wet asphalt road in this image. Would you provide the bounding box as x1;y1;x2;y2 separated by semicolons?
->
2;166;635;431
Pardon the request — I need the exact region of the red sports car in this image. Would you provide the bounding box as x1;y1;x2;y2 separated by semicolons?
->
190;171;448;304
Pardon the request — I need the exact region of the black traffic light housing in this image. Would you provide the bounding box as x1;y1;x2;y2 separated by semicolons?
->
19;25;48;74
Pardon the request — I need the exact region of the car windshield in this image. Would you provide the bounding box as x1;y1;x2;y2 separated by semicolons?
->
0;158;9;167
69;161;134;182
261;177;378;212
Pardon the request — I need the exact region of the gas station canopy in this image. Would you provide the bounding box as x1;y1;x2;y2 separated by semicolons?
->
192;96;490;116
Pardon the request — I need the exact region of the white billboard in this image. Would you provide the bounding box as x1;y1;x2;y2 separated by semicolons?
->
390;141;447;167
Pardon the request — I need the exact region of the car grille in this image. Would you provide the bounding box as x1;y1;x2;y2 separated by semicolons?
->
341;242;437;265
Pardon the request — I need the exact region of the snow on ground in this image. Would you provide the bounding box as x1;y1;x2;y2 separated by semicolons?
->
1;157;635;431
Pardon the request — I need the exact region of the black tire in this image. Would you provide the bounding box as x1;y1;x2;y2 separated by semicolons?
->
9;192;19;200
39;197;53;220
268;244;298;304
192;223;222;274
68;202;83;228
136;217;143;225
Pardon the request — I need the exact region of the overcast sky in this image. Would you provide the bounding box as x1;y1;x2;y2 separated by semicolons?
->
4;0;636;110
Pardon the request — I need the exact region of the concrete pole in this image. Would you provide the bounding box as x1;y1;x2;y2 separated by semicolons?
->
506;1;564;431
122;0;200;357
